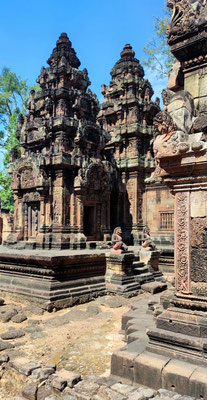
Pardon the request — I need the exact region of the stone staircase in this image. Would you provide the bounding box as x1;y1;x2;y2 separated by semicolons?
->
132;254;164;286
132;259;154;284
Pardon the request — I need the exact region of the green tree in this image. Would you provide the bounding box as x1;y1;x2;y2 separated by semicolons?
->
143;5;174;78
0;67;29;212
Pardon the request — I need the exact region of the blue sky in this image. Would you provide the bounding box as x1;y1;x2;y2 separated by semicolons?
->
1;0;167;101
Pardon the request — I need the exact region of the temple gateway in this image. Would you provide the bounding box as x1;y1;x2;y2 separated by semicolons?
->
5;33;174;251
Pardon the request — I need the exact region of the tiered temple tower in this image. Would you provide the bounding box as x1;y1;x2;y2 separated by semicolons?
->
98;44;160;243
7;33;113;249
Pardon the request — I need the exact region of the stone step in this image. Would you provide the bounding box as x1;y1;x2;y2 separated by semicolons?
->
134;272;154;284
133;261;145;268
111;339;148;381
121;310;138;331
134;266;149;275
128;331;141;343
134;350;207;397
141;282;167;294
133;256;140;262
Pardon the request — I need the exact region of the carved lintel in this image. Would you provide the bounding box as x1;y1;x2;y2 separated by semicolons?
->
175;191;191;293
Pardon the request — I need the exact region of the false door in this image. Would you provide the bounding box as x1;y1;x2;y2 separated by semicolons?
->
28;202;40;238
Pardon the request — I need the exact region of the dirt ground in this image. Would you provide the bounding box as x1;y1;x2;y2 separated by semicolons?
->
0;292;152;399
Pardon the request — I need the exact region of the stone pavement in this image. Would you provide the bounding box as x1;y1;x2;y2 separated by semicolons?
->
12;372;199;400
0;289;199;400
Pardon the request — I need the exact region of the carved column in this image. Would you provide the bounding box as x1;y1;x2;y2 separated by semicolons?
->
13;193;19;230
24;202;28;241
53;170;64;227
18;200;24;233
76;195;84;233
174;191;191;294
70;192;77;231
40;196;45;228
126;171;143;244
122;172;127;226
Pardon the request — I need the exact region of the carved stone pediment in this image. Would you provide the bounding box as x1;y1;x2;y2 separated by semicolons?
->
74;161;113;191
167;0;207;44
20;168;36;189
11;161;49;191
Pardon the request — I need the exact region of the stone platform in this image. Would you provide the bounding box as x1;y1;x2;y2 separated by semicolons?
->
111;293;207;400
0;245;164;310
0;246;107;310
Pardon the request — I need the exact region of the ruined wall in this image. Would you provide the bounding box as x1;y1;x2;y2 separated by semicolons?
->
0;213;13;244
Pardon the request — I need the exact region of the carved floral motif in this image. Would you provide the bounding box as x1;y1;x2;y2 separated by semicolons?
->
167;0;207;44
175;192;191;293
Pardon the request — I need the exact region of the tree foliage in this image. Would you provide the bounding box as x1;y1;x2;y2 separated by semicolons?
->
0;67;30;212
143;4;174;78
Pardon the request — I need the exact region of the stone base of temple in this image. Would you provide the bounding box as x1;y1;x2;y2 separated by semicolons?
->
105;275;141;295
0;245;164;308
133;351;207;399
4;226;86;250
111;295;207;399
0;247;106;309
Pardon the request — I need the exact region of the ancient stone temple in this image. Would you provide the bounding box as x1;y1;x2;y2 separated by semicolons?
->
98;44;161;244
6;33;113;249
4;35;174;251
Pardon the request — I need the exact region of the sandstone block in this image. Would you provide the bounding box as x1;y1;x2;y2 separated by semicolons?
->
74;378;99;394
162;359;197;395
110;382;135;395
96;387;126;400
22;382;38;400
189;366;207;399
134;351;170;389
56;369;81;388
111;349;138;381
11;358;41;376
139;388;157;398
141;282;167;294
51;375;67;391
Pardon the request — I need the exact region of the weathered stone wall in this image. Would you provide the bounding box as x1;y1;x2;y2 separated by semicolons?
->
0;213;13;244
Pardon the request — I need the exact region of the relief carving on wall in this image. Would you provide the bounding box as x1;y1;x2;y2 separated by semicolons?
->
20;168;36;189
53;200;60;223
175;191;191;293
23;192;40;202
74;161;113;192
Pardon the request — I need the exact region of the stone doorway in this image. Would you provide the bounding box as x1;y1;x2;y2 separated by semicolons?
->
28;202;40;238
83;205;95;240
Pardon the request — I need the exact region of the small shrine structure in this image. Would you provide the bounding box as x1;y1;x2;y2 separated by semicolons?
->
7;33;113;249
98;44;160;244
